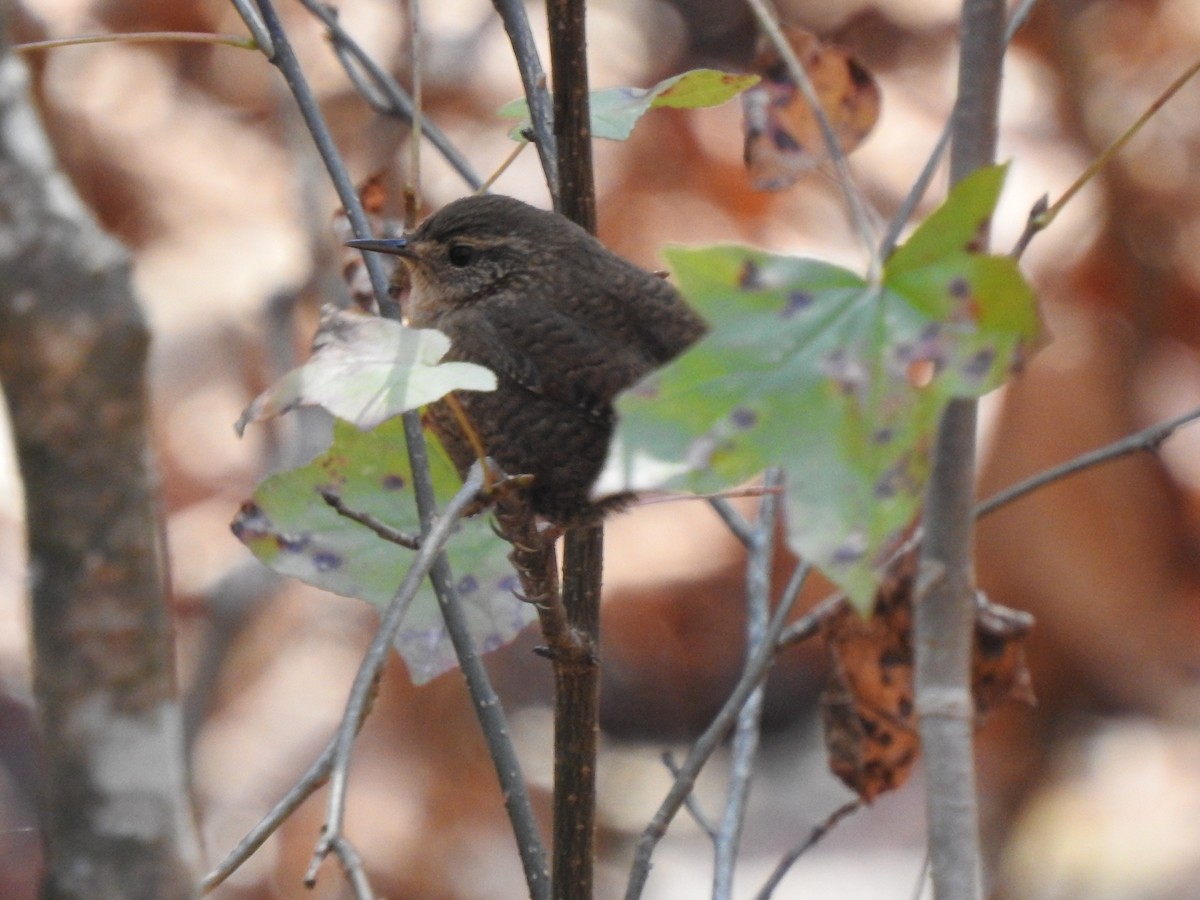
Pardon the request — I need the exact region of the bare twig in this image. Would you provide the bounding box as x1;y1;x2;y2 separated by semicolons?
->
231;0;274;55
752;800;863;899
624;561;810;900
320;487;422;549
661;752;718;837
1011;53;1200;258
296;0;482;191
978;405;1200;517
403;429;552;899
713;468;784;898
878;0;1039;260
13;31;257;53
306;463;487;885
708;496;755;548
491;0;559;202
201;736;338;892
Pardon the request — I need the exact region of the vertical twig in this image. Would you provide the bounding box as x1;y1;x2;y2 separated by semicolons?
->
913;0;1005;897
491;0;559;204
712;470;783;898
545;0;602;895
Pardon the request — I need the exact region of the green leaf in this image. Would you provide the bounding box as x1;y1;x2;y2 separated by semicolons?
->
237;306;496;435
608;169;1038;611
885;164;1007;274
498;69;759;142
231;417;531;683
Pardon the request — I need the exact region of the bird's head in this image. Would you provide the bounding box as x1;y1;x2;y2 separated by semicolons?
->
347;194;577;326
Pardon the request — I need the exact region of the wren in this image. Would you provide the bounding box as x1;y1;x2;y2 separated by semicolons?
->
348;194;708;526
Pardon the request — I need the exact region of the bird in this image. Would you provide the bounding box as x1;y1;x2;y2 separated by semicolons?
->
347;194;708;527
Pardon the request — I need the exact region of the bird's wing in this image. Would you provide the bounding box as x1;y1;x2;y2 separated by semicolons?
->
441;302;652;414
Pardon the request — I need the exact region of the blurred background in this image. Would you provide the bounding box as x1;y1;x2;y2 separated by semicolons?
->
4;0;1200;897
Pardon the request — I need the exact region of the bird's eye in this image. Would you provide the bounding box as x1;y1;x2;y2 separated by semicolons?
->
447;243;476;267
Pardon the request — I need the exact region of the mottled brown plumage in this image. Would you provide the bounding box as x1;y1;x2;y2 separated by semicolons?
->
349;194;707;525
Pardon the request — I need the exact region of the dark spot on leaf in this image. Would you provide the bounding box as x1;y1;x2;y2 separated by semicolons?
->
948;276;971;299
738;259;762;290
963;347;996;379
773;128;802;152
457;575;479;595
381;473;406;491
782;290;814;318
275;534;309;554
832;533;867;565
730;407;757;430
313;551;342;571
873;427;895;444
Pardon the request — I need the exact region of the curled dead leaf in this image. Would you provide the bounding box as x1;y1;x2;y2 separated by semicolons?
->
742;27;881;191
820;548;1035;803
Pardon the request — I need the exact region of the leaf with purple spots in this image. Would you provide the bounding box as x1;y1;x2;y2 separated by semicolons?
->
608;163;1038;611
231;416;532;683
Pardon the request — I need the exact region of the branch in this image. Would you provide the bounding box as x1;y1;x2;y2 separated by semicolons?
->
977;405;1200;518
624;561;811;900
912;1;1006;898
751;800;862;899
305;463;487;887
491;0;559;201
713;468;783;898
295;0;483;191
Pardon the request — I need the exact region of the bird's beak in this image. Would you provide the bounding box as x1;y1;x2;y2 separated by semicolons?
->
345;237;414;257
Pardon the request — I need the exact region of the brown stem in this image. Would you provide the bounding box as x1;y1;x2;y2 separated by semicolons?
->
547;0;601;895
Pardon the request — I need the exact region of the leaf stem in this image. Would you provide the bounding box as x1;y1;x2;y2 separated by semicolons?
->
13;31;258;53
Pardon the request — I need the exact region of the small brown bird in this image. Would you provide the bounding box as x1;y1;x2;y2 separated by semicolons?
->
348;194;707;526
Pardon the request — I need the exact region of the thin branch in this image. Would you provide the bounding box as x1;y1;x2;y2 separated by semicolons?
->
491;0;559;201
775;590;843;651
295;0;483;191
624;561;810;900
977;404;1200;518
231;0;274;56
245;0;396;315
661;752;718;837
404;428;552;899
1011;52;1200;258
13;31;257;53
751;800;862;900
713;468;784;899
320;487;421;549
708;496;754;548
306;463;488;884
201;735;338;892
878;0;1038;260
